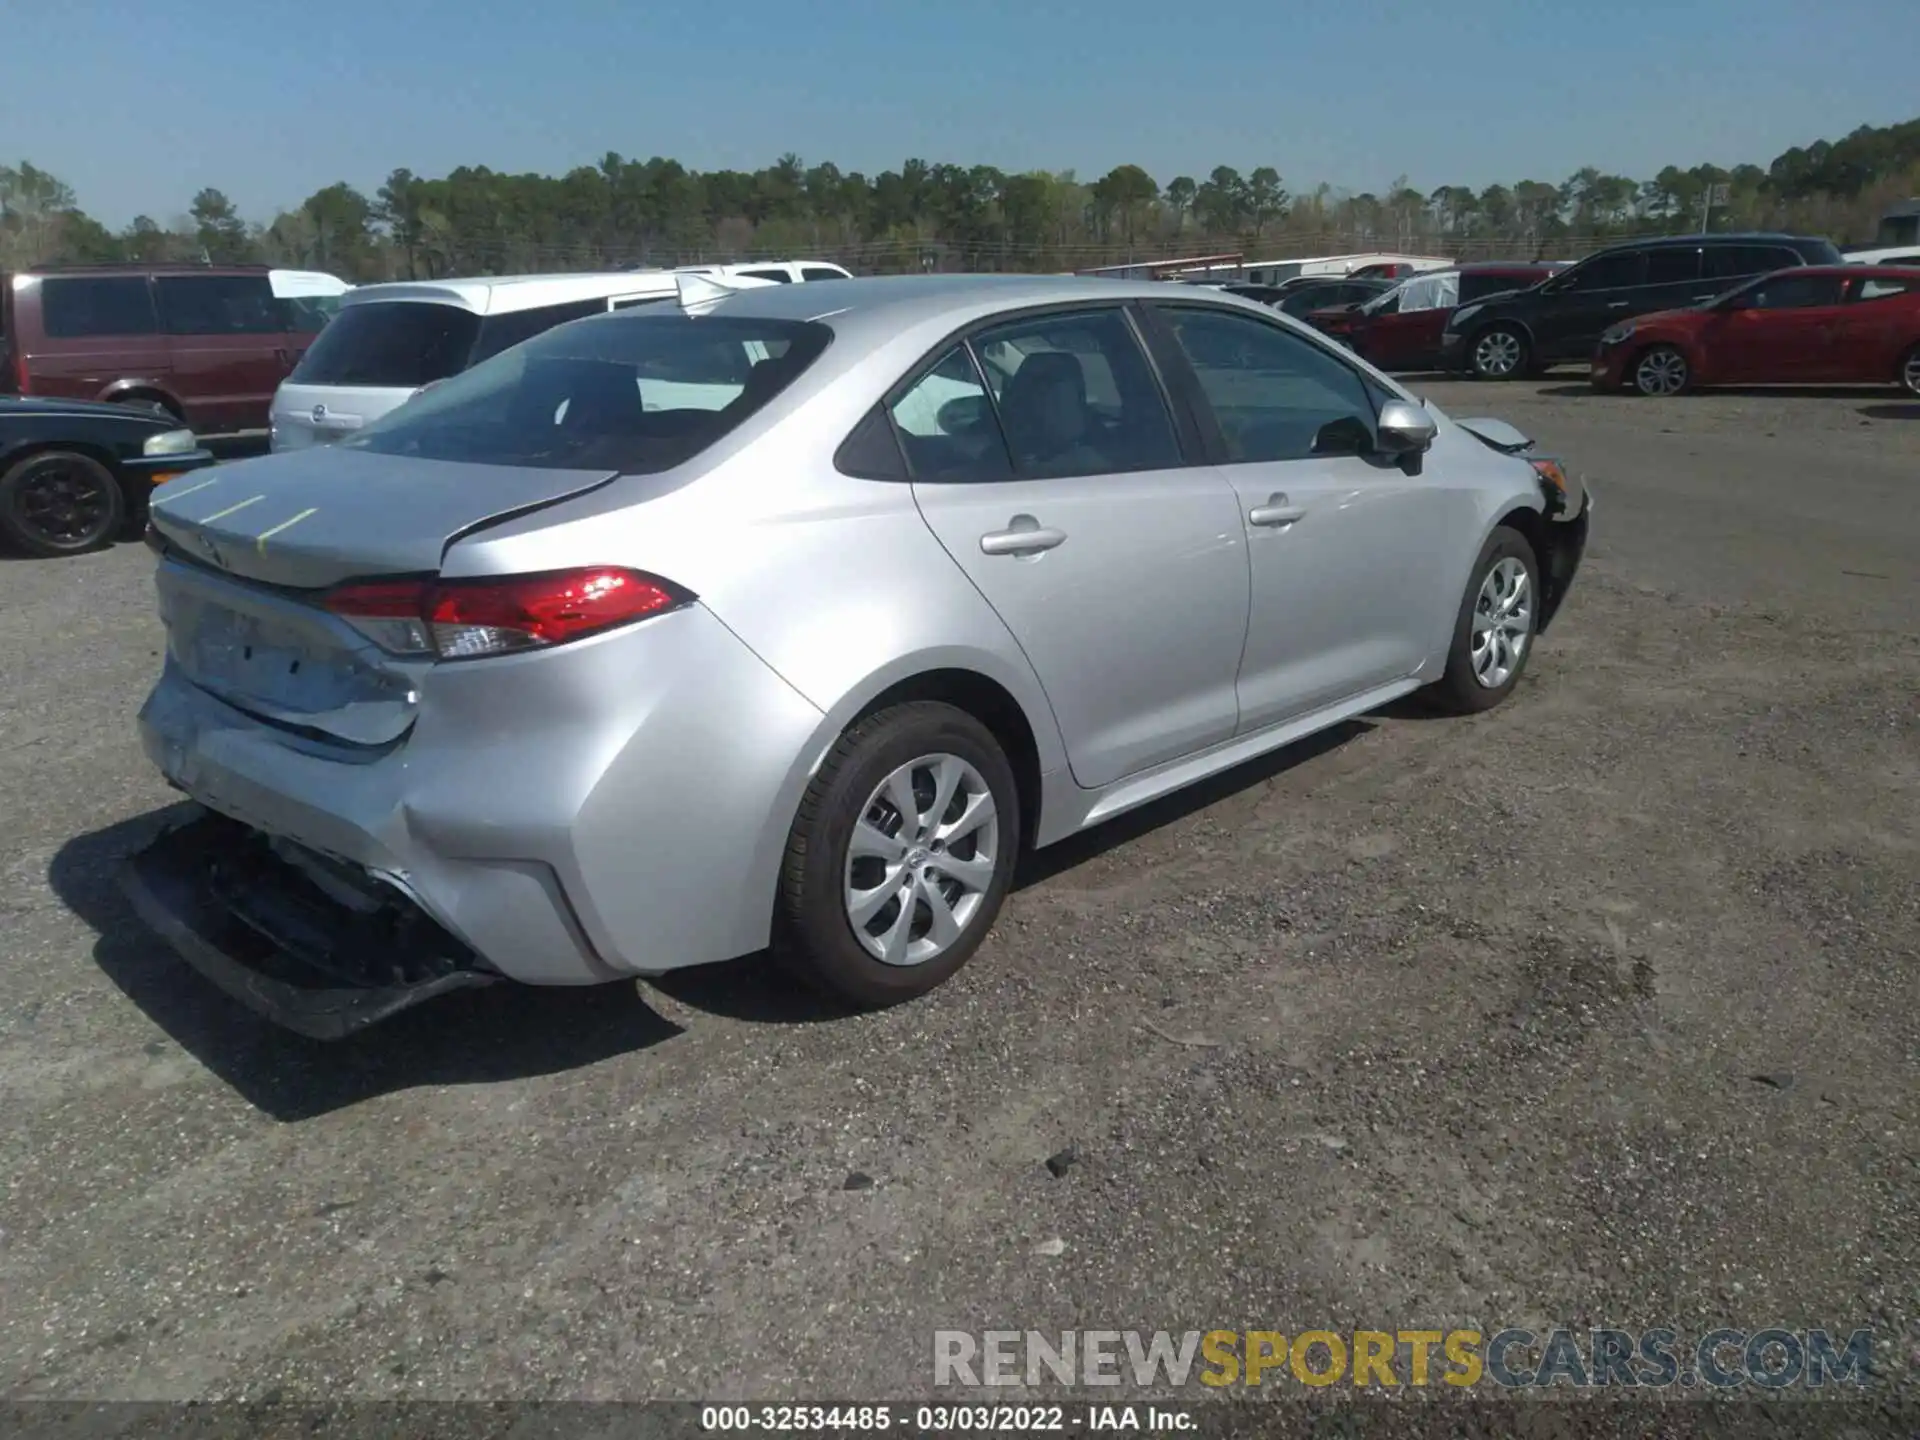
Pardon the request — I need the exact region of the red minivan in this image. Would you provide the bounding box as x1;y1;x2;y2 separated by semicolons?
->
0;265;321;433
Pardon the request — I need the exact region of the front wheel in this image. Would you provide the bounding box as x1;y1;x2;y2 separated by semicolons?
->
1900;344;1920;398
1632;345;1691;397
1425;526;1541;714
1469;325;1530;381
0;449;127;557
775;701;1021;1007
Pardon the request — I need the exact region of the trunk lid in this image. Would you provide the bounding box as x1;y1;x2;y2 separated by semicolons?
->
148;445;619;589
148;448;620;748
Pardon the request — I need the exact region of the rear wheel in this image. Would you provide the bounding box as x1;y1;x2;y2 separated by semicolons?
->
0;449;127;558
775;702;1020;1007
1425;526;1540;714
1900;344;1920;398
1632;345;1691;396
1469;325;1530;381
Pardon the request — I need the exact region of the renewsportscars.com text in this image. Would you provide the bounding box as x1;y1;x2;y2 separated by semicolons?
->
934;1327;1873;1390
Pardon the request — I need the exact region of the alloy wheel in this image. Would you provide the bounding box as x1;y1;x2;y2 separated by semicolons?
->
1471;557;1533;689
1635;348;1689;396
1903;349;1920;397
1474;330;1523;378
13;457;116;549
843;753;1000;967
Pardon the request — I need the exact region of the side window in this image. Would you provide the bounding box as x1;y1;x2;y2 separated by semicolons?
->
1460;272;1515;303
1161;306;1378;464
609;294;672;311
800;267;848;282
469;298;610;364
39;276;160;337
888;345;1014;483
1748;274;1848;309
1643;247;1701;284
1704;245;1789;281
157;275;283;335
739;269;793;283
966;308;1182;478
1854;276;1916;301
1563;251;1647;292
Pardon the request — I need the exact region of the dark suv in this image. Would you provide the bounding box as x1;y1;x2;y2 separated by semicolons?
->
0;264;320;431
1437;233;1845;379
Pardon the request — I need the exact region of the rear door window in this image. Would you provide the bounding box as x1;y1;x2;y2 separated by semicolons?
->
800;267;848;281
39;276;160;337
339;312;832;473
157;274;285;334
739;269;793;283
1703;245;1798;281
1643;247;1702;284
289;302;481;388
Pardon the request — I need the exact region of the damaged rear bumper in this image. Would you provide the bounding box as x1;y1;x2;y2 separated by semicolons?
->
118;808;500;1039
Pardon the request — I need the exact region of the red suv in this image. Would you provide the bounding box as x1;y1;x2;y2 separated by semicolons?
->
0;264;322;433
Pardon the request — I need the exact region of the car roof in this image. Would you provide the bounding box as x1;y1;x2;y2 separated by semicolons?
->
624;273;1273;349
339;271;681;315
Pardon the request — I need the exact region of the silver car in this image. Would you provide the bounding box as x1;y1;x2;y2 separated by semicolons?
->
124;273;1590;1037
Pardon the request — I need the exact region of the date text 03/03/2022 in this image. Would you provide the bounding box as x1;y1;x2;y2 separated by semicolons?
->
699;1404;1196;1431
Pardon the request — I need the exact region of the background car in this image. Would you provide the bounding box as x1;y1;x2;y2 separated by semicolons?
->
1274;277;1396;320
1589;265;1920;396
1;263;320;431
1312;264;1563;369
0;396;213;556
129;272;1588;1037
1438;233;1845;379
267;269;723;451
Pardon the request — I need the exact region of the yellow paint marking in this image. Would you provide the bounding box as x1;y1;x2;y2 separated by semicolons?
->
198;495;265;524
157;476;220;501
254;507;319;551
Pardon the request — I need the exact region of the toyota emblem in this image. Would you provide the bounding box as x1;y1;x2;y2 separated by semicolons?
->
311;404;328;423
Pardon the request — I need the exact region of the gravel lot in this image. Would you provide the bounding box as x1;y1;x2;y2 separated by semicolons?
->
2;380;1915;1406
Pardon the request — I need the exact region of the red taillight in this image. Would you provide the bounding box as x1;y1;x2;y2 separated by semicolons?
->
324;568;691;660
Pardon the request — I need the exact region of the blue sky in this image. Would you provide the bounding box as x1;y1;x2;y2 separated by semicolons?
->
4;0;1916;227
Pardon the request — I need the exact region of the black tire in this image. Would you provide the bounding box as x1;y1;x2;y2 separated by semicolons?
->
0;449;127;558
1468;324;1531;381
1631;344;1691;397
775;701;1021;1008
1425;526;1542;715
1899;343;1920;398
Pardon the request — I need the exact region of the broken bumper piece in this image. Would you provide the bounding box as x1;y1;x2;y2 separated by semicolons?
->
119;808;499;1039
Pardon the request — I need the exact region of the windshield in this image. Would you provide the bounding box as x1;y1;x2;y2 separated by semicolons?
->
1360;282;1408;316
337;311;833;472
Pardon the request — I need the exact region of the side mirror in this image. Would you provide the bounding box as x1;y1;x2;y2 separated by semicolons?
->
1375;399;1438;457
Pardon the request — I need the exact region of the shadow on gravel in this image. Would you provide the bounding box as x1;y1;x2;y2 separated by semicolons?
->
1859;403;1920;421
50;807;685;1122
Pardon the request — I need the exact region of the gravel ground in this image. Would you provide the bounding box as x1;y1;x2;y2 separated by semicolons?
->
1;380;1915;1409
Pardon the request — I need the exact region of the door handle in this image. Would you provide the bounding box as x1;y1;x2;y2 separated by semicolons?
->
1248;493;1307;528
980;517;1066;556
1607;301;1630;309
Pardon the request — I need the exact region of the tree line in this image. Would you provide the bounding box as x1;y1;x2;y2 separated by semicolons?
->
3;115;1915;282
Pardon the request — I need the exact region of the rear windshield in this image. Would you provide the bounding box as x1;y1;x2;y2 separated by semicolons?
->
337;311;833;473
290;301;481;388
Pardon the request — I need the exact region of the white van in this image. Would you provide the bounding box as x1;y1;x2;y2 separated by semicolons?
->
268;271;686;452
269;269;353;332
669;260;853;284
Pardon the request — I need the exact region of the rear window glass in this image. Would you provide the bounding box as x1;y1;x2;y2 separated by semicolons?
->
468;298;613;365
339;312;832;473
289;301;481;388
40;276;160;338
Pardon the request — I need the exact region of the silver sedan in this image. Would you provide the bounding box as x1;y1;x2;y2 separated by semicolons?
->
126;271;1590;1036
